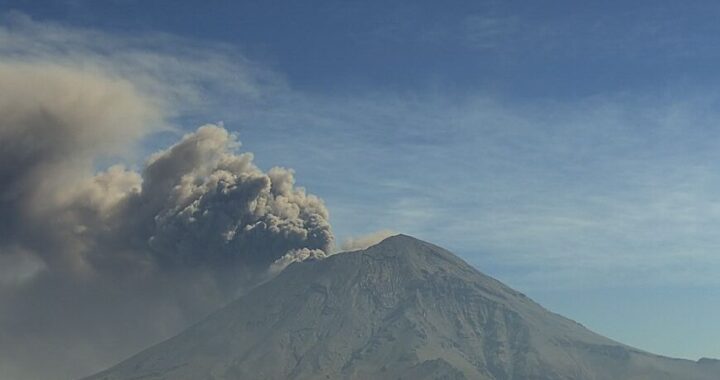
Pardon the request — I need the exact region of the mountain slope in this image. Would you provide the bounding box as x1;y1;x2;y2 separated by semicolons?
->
84;235;718;380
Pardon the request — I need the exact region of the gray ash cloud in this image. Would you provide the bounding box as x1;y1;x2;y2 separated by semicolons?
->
0;62;333;380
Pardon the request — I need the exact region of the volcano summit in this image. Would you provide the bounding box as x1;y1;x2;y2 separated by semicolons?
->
85;235;719;380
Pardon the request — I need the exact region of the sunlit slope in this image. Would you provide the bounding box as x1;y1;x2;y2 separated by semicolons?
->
85;235;719;380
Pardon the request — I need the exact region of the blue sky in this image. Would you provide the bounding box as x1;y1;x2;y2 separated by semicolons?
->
3;0;720;360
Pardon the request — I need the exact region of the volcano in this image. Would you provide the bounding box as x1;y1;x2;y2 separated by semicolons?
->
84;234;720;380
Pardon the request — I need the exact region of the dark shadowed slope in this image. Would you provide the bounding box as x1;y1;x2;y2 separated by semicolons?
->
84;235;719;380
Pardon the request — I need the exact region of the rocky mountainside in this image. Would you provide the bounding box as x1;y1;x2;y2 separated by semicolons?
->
84;235;719;380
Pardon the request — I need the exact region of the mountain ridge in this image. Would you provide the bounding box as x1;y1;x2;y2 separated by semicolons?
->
84;234;719;380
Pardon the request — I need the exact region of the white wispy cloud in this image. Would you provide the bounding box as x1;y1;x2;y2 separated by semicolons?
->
0;10;284;123
248;91;720;289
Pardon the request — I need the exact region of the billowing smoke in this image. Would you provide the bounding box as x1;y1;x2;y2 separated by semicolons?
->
0;14;400;380
0;62;333;380
74;124;334;276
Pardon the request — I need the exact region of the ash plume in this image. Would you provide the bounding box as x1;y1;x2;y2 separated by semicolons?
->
0;62;333;380
77;124;334;274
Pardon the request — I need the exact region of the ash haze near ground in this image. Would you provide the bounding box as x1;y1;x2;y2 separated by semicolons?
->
2;1;720;379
